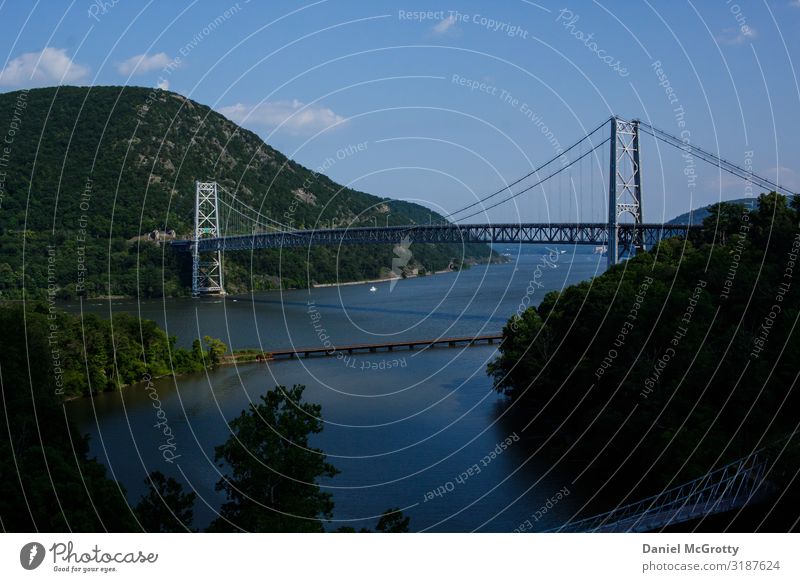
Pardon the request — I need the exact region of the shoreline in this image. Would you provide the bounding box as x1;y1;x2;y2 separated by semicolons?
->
311;268;454;289
309;256;507;289
6;256;510;302
61;358;248;404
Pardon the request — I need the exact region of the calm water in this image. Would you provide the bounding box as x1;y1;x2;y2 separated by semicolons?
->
67;245;605;531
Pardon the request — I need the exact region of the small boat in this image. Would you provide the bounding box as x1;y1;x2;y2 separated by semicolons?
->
369;286;377;292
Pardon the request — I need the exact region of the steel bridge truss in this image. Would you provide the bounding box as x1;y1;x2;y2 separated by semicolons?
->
189;222;696;253
609;117;644;265
192;181;225;295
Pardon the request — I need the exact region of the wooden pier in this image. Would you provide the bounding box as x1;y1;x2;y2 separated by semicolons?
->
260;334;503;360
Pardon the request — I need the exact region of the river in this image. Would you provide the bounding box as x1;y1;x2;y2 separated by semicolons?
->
66;245;606;531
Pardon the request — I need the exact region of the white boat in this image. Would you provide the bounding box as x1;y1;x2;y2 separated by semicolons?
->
369;286;377;292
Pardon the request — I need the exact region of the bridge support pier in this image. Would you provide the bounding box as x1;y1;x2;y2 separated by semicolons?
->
192;181;225;296
607;117;644;268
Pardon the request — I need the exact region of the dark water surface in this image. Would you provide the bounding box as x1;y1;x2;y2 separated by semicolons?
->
67;245;605;531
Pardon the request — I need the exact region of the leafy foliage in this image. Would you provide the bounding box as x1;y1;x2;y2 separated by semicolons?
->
210;384;339;532
334;508;412;533
490;193;800;505
0;304;223;399
203;335;228;366
375;508;412;532
0;305;137;531
134;471;197;532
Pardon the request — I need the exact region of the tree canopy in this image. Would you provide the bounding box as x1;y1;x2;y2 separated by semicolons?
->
0;306;137;531
489;193;800;514
210;384;339;532
134;471;197;533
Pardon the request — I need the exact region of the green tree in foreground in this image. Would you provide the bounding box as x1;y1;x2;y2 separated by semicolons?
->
135;471;197;532
0;306;136;531
209;384;339;532
335;508;412;533
375;507;411;532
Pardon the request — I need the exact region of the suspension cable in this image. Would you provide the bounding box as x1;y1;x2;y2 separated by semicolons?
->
216;184;289;232
454;136;611;223
205;115;795;238
638;121;798;197
445;117;612;220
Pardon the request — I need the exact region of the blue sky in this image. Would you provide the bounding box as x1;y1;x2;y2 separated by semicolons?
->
1;0;799;223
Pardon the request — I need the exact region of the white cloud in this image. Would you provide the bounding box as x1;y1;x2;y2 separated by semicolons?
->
156;78;169;90
0;47;89;87
218;100;346;135
116;52;172;76
790;1;800;8
432;14;457;35
715;26;757;45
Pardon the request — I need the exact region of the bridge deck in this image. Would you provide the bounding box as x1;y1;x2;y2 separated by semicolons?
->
172;222;699;253
264;334;503;360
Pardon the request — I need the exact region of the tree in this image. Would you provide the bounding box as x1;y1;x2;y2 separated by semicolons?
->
209;385;339;532
204;335;228;366
135;471;196;532
749;192;796;249
701;201;749;246
375;508;411;532
334;508;411;533
0;305;136;531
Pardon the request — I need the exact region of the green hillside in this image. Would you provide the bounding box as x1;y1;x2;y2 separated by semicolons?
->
490;194;800;521
0;86;492;298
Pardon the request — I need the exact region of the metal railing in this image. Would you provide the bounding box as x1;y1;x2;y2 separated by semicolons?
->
550;452;770;533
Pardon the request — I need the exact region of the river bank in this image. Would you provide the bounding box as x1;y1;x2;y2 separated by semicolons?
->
310;254;508;289
311;268;451;288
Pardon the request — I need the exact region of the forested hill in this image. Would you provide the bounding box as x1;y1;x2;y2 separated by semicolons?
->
0;86;491;298
489;194;800;528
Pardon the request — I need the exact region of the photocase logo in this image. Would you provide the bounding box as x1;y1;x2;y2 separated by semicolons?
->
390;236;413;292
20;542;46;570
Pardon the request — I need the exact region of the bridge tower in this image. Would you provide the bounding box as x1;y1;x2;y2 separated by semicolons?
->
192;181;225;296
607;117;644;267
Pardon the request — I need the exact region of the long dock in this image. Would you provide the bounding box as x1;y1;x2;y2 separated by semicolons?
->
261;334;503;360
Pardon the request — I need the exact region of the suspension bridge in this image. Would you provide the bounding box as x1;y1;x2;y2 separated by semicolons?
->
168;116;796;530
548;450;773;533
171;116;797;296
